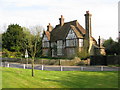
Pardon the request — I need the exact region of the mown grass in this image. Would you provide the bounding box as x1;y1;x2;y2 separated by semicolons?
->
1;67;118;88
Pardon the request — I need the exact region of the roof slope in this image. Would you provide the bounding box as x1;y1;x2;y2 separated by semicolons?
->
70;25;83;38
45;31;50;40
42;31;50;41
50;20;86;42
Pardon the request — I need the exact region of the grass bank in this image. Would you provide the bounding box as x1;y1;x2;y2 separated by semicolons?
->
2;67;118;88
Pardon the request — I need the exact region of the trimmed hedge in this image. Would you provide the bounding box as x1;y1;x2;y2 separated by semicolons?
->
90;55;120;65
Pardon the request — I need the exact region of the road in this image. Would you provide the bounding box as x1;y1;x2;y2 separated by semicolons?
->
0;62;119;71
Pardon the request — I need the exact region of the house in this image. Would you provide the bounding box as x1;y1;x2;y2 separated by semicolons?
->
42;11;105;57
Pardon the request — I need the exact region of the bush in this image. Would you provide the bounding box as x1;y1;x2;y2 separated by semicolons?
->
2;48;22;58
76;49;89;60
2;49;11;57
75;60;85;66
15;52;22;57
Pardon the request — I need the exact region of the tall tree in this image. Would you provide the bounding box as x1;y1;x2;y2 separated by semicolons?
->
103;37;120;55
2;24;24;52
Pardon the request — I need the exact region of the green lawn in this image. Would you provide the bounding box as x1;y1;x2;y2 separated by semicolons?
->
1;67;118;88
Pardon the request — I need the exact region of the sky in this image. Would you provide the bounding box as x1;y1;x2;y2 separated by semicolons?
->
0;0;119;41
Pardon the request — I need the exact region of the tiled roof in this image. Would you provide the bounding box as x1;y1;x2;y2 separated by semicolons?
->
42;31;50;40
50;20;86;42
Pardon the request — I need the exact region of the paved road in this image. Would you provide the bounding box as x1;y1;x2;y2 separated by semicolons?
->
0;62;119;71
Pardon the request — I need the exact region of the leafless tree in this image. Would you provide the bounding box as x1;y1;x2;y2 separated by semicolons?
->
26;25;43;76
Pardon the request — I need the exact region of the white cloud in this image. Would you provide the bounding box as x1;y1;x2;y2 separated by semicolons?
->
0;0;119;40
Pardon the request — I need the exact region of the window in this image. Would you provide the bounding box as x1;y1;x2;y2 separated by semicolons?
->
66;39;76;46
69;48;75;55
57;40;63;55
52;49;55;57
79;39;83;47
76;39;78;46
42;41;49;47
42;34;50;48
51;42;56;48
43;49;48;56
67;48;75;57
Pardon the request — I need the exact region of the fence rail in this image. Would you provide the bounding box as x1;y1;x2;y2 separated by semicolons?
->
1;57;90;66
0;62;119;71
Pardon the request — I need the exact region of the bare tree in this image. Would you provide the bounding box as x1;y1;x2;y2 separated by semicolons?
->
26;26;43;77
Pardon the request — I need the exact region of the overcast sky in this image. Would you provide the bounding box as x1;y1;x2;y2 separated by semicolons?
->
0;0;119;40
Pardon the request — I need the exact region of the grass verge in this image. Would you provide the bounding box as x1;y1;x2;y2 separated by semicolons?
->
2;67;118;88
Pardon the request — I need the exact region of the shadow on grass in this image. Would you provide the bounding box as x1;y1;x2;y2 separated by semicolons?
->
41;71;118;88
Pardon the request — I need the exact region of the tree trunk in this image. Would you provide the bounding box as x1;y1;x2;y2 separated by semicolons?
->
32;57;34;77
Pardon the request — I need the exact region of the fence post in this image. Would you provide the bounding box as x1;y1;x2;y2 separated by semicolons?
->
23;64;25;69
0;62;2;66
60;66;63;71
101;66;104;71
42;65;44;70
7;63;9;67
81;66;84;71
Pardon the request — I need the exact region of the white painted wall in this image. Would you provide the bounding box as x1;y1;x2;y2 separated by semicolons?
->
66;29;76;39
79;39;83;47
42;35;49;41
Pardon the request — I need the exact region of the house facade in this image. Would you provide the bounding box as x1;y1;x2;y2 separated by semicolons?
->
42;11;105;57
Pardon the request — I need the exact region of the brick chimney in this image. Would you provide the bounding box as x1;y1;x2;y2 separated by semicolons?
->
47;23;52;32
84;11;92;38
84;11;92;52
59;15;64;26
98;36;101;47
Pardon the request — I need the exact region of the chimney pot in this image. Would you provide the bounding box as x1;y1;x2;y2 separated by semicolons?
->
86;11;89;14
59;15;64;26
98;36;101;47
47;23;52;32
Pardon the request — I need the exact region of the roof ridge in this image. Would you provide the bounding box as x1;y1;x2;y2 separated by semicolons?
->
56;20;77;26
65;20;77;24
